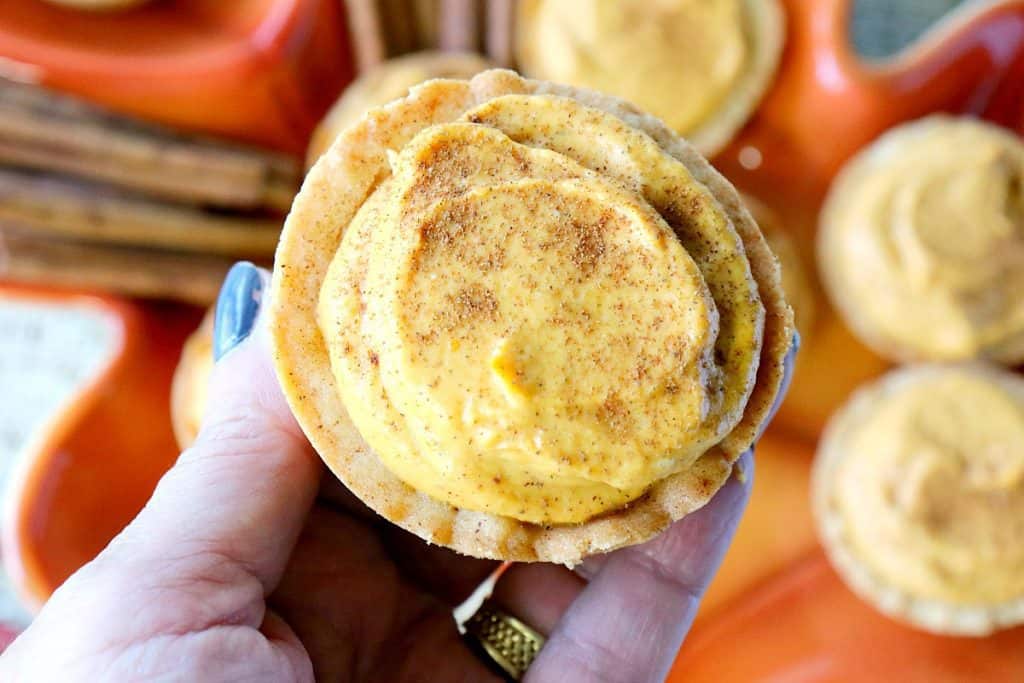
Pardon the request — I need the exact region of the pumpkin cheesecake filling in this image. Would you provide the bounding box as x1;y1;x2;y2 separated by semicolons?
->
270;70;792;560
317;102;762;524
833;370;1024;605
820;117;1024;362
519;0;747;135
815;364;1024;634
516;0;784;155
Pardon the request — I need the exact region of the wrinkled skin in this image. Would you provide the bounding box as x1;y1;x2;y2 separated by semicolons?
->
0;315;773;683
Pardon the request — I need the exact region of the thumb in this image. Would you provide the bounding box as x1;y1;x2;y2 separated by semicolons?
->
102;263;321;595
1;263;320;680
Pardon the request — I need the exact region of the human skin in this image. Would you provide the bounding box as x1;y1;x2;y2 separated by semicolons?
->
0;267;783;682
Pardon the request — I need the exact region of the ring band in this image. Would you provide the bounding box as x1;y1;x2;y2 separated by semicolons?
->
463;599;545;680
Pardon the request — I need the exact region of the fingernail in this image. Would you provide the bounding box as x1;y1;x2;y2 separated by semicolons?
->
213;262;268;361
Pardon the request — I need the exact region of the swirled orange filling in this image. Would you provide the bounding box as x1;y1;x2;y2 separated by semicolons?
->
825;366;1024;605
317;94;763;523
821;117;1024;362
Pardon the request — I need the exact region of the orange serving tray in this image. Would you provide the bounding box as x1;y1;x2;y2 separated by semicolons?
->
0;0;354;154
719;0;1024;444
3;0;1024;678
680;552;1024;682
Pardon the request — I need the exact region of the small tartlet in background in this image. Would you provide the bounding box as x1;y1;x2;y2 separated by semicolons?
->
818;116;1024;365
516;0;785;157
814;363;1024;636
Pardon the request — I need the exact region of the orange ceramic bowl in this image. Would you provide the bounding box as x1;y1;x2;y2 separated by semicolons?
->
676;552;1024;681
0;0;354;154
720;0;1024;445
0;284;200;610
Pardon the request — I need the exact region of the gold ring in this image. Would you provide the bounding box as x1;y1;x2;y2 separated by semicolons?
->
462;600;545;681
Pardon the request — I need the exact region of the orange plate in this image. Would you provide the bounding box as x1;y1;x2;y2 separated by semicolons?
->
696;432;816;623
674;552;1024;682
0;0;354;154
0;284;200;609
718;0;1024;207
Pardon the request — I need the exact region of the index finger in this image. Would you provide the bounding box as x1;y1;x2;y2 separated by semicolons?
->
100;265;321;598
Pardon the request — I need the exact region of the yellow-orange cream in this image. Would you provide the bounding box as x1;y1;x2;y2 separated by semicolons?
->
318;93;764;524
819;365;1024;610
820;117;1024;363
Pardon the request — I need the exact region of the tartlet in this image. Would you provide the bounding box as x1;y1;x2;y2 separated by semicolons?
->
170;310;213;450
819;116;1024;364
270;69;793;563
814;364;1024;636
516;0;785;157
307;51;493;166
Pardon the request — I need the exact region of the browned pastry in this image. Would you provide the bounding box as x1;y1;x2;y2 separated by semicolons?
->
306;51;493;165
743;194;816;339
271;70;793;563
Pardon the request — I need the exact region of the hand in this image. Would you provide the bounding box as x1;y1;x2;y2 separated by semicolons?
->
0;264;793;682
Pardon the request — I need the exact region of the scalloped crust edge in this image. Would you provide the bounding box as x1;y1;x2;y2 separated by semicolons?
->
813;363;1024;636
270;70;793;564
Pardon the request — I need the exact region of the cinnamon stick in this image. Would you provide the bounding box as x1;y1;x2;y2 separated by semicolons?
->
383;0;417;55
0;229;241;305
485;0;515;67
439;0;480;52
0;78;300;212
411;0;440;49
0;168;281;257
345;0;389;71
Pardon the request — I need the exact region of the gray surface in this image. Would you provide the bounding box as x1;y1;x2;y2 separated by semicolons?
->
851;0;970;58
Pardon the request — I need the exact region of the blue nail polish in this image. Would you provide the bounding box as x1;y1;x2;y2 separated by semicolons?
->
213;262;267;361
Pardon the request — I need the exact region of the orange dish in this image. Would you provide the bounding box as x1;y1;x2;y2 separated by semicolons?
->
734;0;1024;443
0;0;353;154
674;552;1024;681
0;284;200;609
